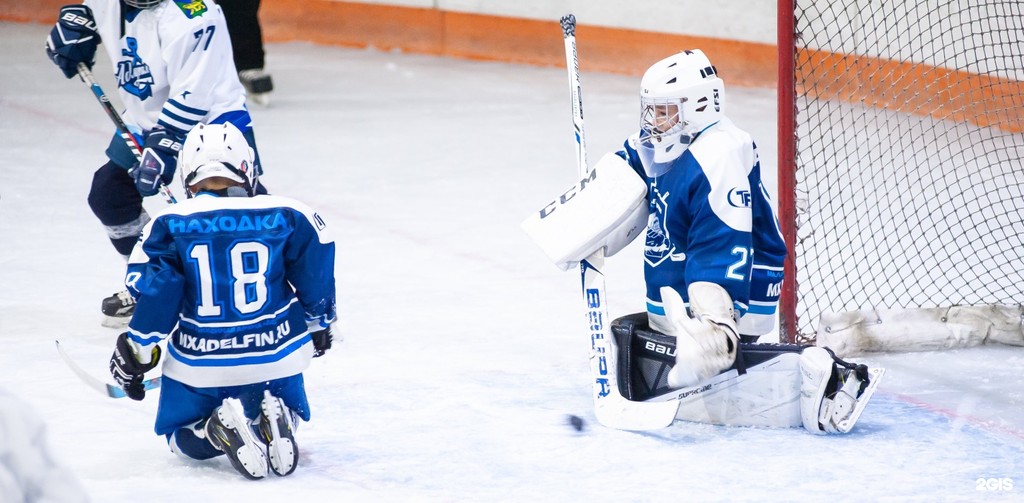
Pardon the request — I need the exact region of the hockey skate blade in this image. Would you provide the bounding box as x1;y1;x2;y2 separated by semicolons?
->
250;93;271;107
268;437;296;476
262;392;297;476
101;315;130;329
215;401;269;479
835;367;885;433
594;398;679;431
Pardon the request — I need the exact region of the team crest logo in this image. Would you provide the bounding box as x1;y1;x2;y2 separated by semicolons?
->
644;211;671;266
644;185;686;267
727;188;752;208
117;37;155;100
175;0;208;18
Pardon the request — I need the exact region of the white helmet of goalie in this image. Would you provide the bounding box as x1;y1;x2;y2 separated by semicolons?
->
178;122;257;196
637;49;725;177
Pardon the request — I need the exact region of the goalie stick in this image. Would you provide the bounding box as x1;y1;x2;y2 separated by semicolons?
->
76;62;178;205
559;15;679;430
55;339;161;399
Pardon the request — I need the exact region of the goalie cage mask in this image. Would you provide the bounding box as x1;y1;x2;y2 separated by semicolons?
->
637;49;724;177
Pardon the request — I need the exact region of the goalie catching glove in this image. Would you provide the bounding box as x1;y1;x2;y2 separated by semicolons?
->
110;332;161;401
660;283;740;388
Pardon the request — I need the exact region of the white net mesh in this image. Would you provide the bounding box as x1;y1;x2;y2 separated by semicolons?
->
787;0;1024;342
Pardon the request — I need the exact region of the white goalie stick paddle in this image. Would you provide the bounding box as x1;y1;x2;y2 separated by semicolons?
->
76;62;178;205
581;260;680;430
55;340;161;399
561;15;679;430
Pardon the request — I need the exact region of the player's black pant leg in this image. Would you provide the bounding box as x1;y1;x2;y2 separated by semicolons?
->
219;0;265;71
87;162;146;257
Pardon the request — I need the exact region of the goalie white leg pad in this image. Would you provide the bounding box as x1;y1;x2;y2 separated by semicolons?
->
799;347;885;434
671;353;804;429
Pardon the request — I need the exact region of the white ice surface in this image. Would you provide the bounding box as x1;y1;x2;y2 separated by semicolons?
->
1;21;1022;502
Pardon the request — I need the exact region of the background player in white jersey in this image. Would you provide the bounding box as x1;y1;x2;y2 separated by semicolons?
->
45;0;265;326
107;123;335;479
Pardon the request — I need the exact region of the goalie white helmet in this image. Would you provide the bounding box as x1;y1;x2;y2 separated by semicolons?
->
123;0;163;8
179;122;257;196
637;49;725;177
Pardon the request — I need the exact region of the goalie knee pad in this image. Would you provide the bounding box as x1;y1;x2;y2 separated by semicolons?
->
799;347;884;434
612;312;805;404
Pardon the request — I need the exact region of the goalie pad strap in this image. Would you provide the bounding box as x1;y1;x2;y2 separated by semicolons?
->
521;153;648;270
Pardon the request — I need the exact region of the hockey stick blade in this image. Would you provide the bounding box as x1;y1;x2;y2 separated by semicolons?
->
55;340;161;399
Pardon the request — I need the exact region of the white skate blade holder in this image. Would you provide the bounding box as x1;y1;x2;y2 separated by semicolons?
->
833;366;885;433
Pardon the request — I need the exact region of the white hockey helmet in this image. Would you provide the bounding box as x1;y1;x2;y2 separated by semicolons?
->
179;122;257;196
637;49;725;177
123;0;163;8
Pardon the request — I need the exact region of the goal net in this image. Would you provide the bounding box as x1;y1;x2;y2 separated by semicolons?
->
777;0;1024;351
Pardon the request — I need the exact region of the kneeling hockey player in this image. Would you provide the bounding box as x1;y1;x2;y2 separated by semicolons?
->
108;123;336;479
524;49;882;434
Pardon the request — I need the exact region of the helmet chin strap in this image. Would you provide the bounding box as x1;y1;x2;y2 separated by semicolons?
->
637;120;721;178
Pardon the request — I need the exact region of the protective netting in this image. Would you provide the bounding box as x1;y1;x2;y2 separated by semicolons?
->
788;0;1024;341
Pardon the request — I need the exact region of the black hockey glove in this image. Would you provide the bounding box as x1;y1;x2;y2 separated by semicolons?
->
110;332;161;401
312;327;333;358
45;5;100;79
131;129;182;197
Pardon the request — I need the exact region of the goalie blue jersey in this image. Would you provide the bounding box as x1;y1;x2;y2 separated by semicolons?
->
619;117;786;334
124;193;336;388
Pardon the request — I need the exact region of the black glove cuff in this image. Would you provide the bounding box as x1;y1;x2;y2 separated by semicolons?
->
113;332;160;374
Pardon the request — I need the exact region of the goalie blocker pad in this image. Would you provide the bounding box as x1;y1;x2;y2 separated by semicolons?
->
521;153;648;270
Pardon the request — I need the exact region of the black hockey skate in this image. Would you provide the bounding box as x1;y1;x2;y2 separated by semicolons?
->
799;347;884;434
101;290;136;328
255;390;298;476
206;399;269;480
238;69;273;106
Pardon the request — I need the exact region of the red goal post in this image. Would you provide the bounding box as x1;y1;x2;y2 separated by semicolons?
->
776;0;1024;350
